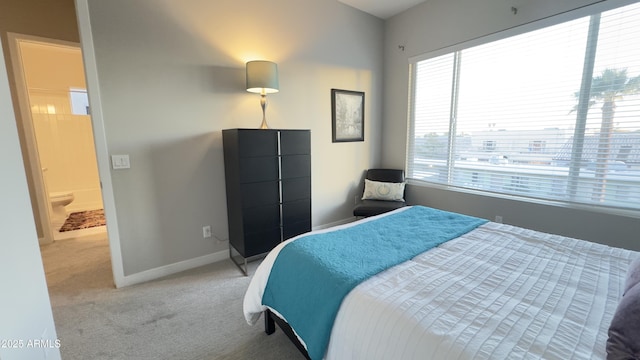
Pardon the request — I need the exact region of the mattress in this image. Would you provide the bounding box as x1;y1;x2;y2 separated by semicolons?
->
244;208;635;359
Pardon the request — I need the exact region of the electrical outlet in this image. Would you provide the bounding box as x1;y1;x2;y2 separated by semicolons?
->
202;225;212;238
495;215;503;223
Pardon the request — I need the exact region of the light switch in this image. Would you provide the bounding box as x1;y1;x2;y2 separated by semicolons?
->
111;154;130;169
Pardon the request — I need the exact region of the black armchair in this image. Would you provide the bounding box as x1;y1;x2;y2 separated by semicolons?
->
353;169;407;218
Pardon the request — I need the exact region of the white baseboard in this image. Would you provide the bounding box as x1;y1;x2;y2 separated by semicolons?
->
118;249;228;288
117;218;356;288
68;201;103;213
313;217;356;231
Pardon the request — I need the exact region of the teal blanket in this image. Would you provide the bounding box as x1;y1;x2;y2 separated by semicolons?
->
262;206;487;360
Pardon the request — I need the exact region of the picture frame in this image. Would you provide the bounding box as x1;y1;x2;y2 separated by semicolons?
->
331;89;364;142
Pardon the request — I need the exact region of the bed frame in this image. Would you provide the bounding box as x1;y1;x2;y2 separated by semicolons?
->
264;309;311;359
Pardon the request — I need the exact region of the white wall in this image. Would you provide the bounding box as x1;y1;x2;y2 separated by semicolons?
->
382;0;640;251
0;41;61;360
81;0;384;276
21;41;103;213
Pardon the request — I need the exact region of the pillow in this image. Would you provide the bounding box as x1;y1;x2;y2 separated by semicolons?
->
362;179;405;201
624;256;640;296
607;282;640;359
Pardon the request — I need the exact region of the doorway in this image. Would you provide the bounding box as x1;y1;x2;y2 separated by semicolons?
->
8;33;113;288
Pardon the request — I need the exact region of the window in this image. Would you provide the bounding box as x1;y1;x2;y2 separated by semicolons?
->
483;140;496;151
408;2;640;211
529;141;546;153
617;145;632;161
69;88;89;115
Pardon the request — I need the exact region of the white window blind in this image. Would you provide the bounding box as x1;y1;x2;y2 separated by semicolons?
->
408;2;640;211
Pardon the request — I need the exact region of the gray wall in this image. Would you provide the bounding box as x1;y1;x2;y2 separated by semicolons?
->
383;0;640;251
84;0;384;276
0;41;61;360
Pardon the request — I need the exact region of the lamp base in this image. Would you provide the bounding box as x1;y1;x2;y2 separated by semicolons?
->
258;94;270;129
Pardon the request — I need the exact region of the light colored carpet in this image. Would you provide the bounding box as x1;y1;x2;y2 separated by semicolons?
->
40;233;304;360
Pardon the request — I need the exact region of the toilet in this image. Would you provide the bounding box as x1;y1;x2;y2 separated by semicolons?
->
50;191;75;227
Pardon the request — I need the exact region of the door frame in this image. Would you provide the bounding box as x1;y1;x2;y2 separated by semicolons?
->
8;30;125;288
6;33;64;246
75;0;126;288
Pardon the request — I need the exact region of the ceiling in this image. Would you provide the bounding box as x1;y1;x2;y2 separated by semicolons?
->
338;0;427;19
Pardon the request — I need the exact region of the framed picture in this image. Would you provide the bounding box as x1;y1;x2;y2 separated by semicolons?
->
331;89;364;142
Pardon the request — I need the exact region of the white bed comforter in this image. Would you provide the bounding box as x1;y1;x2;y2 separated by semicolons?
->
244;214;635;360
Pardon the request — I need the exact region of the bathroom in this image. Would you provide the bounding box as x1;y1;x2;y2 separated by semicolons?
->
19;39;104;240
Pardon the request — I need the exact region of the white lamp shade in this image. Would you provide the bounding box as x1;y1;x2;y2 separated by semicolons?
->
246;60;279;94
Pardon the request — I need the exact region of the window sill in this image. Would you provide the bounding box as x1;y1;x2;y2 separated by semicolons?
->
406;178;640;220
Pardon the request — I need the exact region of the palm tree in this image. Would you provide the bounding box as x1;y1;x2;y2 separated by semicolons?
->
573;68;640;202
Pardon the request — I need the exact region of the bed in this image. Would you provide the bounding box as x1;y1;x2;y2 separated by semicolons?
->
243;206;640;360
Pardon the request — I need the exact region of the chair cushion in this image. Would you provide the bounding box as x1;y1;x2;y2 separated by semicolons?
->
353;200;406;217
